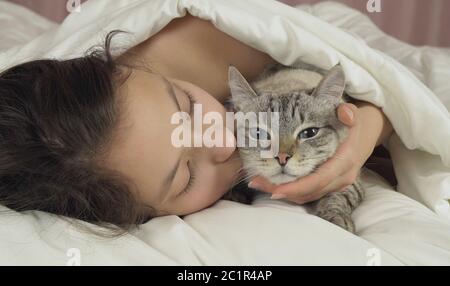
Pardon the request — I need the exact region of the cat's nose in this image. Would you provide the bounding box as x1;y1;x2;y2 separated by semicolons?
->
275;153;291;166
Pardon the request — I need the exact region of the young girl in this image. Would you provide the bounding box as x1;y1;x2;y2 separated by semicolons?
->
0;14;393;234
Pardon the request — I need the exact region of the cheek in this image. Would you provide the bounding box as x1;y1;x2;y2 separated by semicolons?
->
192;162;233;195
170;162;234;215
315;132;339;152
292;142;321;163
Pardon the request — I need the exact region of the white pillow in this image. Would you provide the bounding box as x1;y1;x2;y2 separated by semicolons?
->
0;1;57;52
1;169;449;265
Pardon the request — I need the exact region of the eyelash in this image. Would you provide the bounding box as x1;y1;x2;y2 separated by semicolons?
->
184;160;197;194
171;84;198;196
173;83;197;113
182;88;197;113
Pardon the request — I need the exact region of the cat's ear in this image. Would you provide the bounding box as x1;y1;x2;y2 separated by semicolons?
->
313;64;345;98
228;65;258;110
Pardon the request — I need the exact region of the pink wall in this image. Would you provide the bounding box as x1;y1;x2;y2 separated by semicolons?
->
7;0;71;23
282;0;450;47
7;0;450;47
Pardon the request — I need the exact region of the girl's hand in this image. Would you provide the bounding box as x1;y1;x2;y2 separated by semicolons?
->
248;102;382;204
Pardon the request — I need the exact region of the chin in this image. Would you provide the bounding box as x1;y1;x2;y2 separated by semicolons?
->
267;166;315;185
268;174;298;185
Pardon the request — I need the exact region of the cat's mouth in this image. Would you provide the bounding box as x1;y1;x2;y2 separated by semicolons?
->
268;162;318;185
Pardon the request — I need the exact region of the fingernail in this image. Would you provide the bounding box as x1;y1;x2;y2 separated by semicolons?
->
248;181;259;190
344;106;354;121
271;193;287;200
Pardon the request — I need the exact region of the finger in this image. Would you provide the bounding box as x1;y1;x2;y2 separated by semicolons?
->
248;176;276;193
312;131;360;195
337;103;358;127
270;172;324;198
331;114;362;166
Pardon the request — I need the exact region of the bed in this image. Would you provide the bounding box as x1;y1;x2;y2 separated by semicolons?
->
0;0;449;265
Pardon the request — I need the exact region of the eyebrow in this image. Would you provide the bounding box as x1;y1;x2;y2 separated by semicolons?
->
161;78;182;194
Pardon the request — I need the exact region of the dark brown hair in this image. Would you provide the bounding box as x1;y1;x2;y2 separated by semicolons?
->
0;32;148;235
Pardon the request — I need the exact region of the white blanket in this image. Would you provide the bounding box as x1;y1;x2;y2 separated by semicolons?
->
0;0;449;265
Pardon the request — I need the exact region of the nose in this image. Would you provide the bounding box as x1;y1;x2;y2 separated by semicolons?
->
275;153;291;166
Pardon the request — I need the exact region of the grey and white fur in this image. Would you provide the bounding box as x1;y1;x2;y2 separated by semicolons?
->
226;63;364;233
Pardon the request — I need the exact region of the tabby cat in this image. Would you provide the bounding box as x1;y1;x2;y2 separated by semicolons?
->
226;63;364;233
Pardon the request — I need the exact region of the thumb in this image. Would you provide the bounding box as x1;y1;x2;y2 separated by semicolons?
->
337;103;358;127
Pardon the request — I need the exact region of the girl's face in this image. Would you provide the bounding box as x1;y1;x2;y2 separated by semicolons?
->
105;69;241;216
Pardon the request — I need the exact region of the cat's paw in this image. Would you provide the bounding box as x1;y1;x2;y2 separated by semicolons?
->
317;211;355;233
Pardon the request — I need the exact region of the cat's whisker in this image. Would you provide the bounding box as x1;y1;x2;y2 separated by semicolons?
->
229;167;258;189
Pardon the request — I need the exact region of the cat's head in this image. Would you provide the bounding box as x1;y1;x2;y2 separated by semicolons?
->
228;65;348;185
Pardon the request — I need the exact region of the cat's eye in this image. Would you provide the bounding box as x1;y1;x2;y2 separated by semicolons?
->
249;127;271;141
298;127;320;139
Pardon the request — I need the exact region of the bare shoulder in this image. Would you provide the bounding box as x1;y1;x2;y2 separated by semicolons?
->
122;13;275;102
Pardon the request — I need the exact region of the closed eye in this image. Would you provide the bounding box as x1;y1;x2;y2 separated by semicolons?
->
172;83;197;115
177;160;197;197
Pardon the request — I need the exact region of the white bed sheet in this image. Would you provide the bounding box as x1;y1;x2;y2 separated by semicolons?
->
1;168;449;265
0;0;449;265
